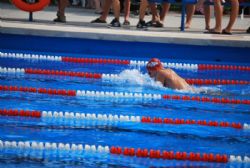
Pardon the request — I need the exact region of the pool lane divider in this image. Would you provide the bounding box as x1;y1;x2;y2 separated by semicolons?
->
1;52;250;71
0;109;249;130
0;67;249;85
1;85;250;105
0;140;249;163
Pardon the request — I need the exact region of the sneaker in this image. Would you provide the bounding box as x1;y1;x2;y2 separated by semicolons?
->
91;18;107;24
110;18;121;27
136;20;147;29
123;20;130;26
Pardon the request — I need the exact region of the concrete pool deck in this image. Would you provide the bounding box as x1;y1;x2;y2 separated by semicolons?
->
0;2;250;48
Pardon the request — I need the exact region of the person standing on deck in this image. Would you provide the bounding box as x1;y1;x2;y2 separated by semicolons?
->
54;0;69;22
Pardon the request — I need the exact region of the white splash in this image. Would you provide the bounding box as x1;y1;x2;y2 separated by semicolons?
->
104;69;164;89
103;69;229;95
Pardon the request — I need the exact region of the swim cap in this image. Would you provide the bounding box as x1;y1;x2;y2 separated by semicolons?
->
146;58;163;71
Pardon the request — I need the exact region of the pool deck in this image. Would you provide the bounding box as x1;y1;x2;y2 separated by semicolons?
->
0;2;250;48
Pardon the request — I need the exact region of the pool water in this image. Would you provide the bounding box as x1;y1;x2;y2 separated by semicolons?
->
0;34;249;168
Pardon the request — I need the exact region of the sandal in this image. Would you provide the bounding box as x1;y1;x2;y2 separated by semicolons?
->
123;20;130;26
247;27;250;33
222;29;232;35
154;21;164;28
146;21;154;27
204;29;221;34
91;18;107;24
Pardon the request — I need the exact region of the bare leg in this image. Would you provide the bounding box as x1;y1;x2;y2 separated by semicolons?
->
99;0;112;21
185;4;195;28
139;0;148;21
54;0;69;22
94;0;102;13
213;0;223;32
124;0;131;22
112;0;120;20
59;0;69;16
160;3;170;22
149;3;160;22
204;4;210;30
223;0;239;33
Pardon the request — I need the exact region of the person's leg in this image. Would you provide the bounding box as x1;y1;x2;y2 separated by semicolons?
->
223;0;239;33
137;0;148;28
112;0;121;20
147;2;164;27
149;3;159;23
213;0;223;32
139;0;148;21
59;0;69;15
99;0;112;21
160;2;170;22
185;4;195;28
54;0;69;22
203;4;210;30
124;0;131;23
94;0;102;13
107;0;121;27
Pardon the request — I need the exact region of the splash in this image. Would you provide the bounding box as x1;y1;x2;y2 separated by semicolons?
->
103;69;245;96
103;69;165;89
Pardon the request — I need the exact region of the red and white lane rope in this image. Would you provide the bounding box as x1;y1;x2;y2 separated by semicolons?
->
1;109;249;130
1;85;250;105
0;139;249;163
2;52;249;71
185;78;249;85
0;67;249;85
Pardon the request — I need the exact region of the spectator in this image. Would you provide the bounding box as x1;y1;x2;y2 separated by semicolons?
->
205;0;239;34
137;0;195;29
136;0;149;28
120;0;131;25
54;0;69;23
91;0;131;27
196;0;212;30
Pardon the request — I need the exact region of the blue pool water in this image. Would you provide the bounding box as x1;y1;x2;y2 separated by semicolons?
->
0;34;250;168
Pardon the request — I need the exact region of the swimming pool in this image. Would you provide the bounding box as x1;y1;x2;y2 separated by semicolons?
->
0;33;249;168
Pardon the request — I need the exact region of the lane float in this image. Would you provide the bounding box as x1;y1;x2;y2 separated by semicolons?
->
0;67;249;85
0;139;249;163
185;78;249;85
1;85;250;105
0;109;249;130
1;52;249;71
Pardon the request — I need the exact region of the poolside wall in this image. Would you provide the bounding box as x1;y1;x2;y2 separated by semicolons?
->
0;33;250;63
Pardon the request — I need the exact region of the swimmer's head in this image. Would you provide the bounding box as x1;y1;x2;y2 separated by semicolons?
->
146;58;163;71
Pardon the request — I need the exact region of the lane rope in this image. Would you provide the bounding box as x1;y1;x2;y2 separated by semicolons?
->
1;52;249;71
1;85;250;105
0;139;249;163
0;67;249;85
0;109;249;130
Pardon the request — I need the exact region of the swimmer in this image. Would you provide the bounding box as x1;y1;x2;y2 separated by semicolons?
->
146;58;191;90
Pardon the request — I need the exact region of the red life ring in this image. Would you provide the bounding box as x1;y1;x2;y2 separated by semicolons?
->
11;0;50;12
